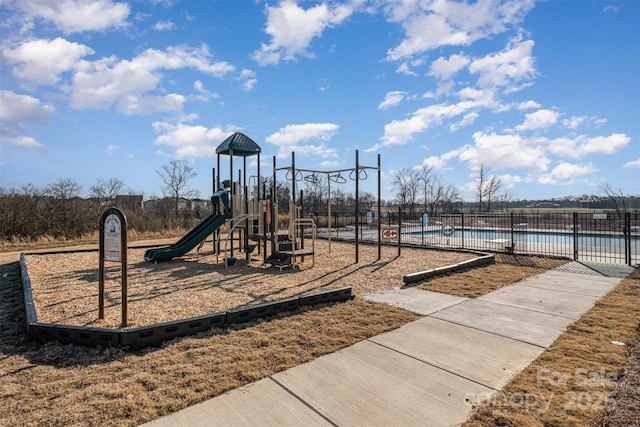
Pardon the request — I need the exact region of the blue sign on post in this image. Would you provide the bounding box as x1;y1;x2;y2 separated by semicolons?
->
421;213;429;227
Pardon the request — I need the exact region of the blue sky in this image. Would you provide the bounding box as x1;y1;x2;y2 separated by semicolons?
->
1;0;638;202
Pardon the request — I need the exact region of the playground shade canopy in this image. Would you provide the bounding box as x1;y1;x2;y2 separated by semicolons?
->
216;132;261;157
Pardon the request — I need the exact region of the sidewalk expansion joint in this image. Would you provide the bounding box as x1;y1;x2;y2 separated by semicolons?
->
428;317;549;350
425;298;469;316
518;283;613;298
268;376;339;427
366;339;499;392
472;298;580;320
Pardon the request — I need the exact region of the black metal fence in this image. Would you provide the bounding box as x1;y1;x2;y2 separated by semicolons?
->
310;210;639;266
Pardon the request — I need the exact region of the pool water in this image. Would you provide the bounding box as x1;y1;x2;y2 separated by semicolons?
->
414;228;638;248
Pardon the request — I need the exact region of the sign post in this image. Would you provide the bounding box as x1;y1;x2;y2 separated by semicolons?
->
381;224;401;257
381;226;399;240
99;207;128;327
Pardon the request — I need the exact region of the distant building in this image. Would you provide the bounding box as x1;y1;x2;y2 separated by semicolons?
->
143;197;212;212
115;195;143;211
191;198;211;210
579;198;594;208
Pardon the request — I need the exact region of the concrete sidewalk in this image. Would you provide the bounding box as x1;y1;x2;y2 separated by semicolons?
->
142;261;633;427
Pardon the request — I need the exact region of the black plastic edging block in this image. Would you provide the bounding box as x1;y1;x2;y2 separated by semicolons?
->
299;287;353;306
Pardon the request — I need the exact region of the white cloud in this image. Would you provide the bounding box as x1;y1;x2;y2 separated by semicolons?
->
545;133;630;158
516;108;558;131
192;80;218;102
4;40;237;114
378;91;406;110
118;93;185;115
153;122;240;158
449;111;479;132
153;20;175;31
266;123;339;158
0;90;56;130
3;38;95;86
580;134;630;155
252;0;353;65
562;115;586;129
369;99;482;151
0;91;54;152
0;135;47;152
385;0;534;61
429;53;470;80
458;131;550;174
373;35;540;153
319;160;340;168
396;62;418;76
537;162;597;185
396;57;426;76
10;0;130;34
417;155;448;170
469;36;537;90
517;100;541;110
498;174;522;188
70;45;235;113
238;69;257;91
624;158;640;168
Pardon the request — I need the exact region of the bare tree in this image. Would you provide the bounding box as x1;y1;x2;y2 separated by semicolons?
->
47;177;82;200
89;178;125;209
424;174;445;215
498;190;515;211
0;184;46;239
302;173;328;213
601;183;630;224
45;177;83;237
441;183;461;214
419;165;434;212
157;160;199;215
484;175;502;212
474;164;502;212
393;168;419;215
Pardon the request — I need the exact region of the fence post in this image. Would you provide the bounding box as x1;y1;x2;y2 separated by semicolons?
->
461;212;464;249
510;212;514;251
398;206;402;257
625;211;631;266
573;212;579;261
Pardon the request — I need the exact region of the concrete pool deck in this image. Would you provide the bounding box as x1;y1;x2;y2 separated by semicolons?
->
142;261;634;427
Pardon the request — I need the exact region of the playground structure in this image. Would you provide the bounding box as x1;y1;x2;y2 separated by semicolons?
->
144;132;384;270
17;133;411;349
271;150;383;265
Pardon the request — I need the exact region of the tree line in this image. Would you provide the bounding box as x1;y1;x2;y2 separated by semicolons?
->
391;163;508;216
0;160;207;242
2;159;636;242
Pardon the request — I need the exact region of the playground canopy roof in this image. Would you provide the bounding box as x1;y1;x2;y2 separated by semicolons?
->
216;132;261;157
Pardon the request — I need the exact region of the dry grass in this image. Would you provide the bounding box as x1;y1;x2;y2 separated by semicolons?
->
417;253;570;298
2;237;637;427
1;259;420;427
463;268;640;427
600;335;640;426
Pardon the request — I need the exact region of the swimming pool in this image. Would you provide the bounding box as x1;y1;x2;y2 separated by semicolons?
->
411;228;639;248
